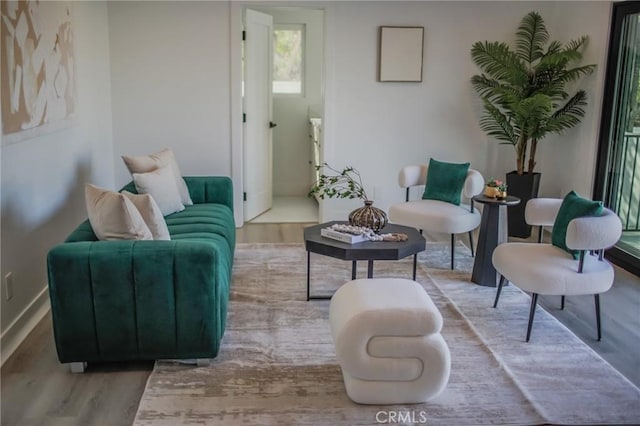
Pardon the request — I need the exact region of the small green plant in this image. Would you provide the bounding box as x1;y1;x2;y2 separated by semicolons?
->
308;163;369;201
487;178;508;192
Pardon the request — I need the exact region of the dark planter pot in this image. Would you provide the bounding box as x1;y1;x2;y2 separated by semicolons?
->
506;171;541;238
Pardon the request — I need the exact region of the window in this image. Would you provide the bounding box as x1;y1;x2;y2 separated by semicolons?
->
273;25;304;95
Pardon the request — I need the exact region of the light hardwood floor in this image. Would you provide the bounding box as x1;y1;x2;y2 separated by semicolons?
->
2;223;638;425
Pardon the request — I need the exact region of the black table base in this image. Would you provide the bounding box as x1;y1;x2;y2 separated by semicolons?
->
471;195;521;287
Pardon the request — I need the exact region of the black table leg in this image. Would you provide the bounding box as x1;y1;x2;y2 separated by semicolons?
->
471;204;505;287
413;253;418;280
306;251;332;300
306;251;310;301
352;261;357;279
367;260;374;278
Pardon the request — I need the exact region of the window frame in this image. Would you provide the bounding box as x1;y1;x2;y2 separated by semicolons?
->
272;23;306;97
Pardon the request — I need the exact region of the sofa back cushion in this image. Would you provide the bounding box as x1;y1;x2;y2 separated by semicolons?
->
85;184;153;241
122;191;171;240
132;165;185;216
122;148;193;206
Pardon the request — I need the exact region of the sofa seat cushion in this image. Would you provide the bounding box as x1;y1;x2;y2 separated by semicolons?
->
492;242;614;296
165;203;235;250
389;199;480;235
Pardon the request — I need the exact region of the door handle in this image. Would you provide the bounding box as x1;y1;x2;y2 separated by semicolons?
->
269;121;277;128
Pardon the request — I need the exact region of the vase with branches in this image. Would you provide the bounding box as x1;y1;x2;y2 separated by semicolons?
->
470;11;596;176
309;163;388;232
308;163;369;200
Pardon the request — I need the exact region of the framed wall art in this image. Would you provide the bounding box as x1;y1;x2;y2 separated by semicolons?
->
378;26;424;82
1;1;76;145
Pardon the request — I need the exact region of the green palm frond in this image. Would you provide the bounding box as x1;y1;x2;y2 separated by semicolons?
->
554;65;597;86
544;40;563;56
564;35;589;53
546;90;588;133
479;100;518;145
515;11;548;64
471;41;527;81
471;74;501;98
513;94;553;130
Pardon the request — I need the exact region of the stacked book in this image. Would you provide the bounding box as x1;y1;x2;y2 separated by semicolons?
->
320;226;369;244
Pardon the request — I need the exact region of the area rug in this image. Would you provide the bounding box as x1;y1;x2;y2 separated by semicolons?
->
133;243;640;425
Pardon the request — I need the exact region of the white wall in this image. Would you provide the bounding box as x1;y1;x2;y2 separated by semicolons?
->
534;2;611;198
319;1;611;221
0;1;114;364
108;1;232;187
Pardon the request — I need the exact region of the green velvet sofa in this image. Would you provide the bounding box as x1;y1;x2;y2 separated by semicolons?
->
47;176;235;371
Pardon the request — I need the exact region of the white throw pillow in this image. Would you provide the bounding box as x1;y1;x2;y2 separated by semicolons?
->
122;191;171;240
122;148;193;206
132;165;185;215
85;184;153;241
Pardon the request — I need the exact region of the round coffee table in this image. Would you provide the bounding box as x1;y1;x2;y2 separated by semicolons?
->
304;221;426;300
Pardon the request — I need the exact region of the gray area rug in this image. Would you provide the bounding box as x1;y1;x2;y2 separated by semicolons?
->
134;242;640;425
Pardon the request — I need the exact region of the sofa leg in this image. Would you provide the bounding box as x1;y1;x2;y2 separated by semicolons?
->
196;358;210;367
69;362;87;373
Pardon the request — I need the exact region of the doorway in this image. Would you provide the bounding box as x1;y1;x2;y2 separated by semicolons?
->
595;1;640;276
243;7;324;224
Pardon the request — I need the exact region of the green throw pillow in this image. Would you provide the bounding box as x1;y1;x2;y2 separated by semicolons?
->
422;158;470;206
551;190;603;259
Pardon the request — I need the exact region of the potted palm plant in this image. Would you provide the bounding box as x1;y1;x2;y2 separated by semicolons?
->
471;11;596;237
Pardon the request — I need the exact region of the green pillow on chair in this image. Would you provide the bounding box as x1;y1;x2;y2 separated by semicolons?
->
422;158;470;206
551;190;603;259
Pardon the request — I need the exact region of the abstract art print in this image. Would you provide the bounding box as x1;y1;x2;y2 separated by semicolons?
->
1;0;75;145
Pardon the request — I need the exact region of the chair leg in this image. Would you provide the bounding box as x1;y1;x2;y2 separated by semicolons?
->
468;231;475;257
595;294;602;341
561;295;565;310
526;293;539;342
493;275;505;308
450;234;455;270
537;226;543;243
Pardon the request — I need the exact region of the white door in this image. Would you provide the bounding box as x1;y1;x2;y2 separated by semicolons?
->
243;9;274;221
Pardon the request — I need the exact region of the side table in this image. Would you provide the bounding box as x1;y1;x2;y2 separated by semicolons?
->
471;195;521;287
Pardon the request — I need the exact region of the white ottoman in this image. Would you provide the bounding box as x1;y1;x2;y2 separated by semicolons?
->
329;278;450;405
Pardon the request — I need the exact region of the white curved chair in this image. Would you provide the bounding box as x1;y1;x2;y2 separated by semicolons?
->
493;199;622;342
525;198;562;243
389;164;484;269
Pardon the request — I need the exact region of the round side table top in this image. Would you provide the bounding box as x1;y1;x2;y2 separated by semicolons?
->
472;194;521;206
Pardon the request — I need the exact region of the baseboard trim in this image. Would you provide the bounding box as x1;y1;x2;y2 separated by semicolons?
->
1;286;50;366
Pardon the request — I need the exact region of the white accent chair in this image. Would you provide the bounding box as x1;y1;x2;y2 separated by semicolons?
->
492;199;622;342
525;198;562;243
389;165;485;269
329;278;450;404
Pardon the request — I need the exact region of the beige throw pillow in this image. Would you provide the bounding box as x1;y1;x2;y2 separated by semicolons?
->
85;184;153;241
122;191;171;240
122;148;193;206
132;165;185;215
